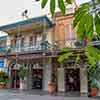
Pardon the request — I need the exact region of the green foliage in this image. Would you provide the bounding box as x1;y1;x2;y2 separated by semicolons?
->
74;2;100;40
41;0;48;8
19;65;28;80
85;46;100;66
58;48;73;63
41;0;72;15
66;0;72;4
41;0;100;40
0;71;8;84
97;0;100;3
50;0;56;15
95;15;100;38
75;53;80;63
61;47;70;52
58;0;66;14
73;3;94;40
87;64;100;90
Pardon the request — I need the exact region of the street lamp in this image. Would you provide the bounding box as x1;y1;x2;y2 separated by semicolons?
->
22;9;29;19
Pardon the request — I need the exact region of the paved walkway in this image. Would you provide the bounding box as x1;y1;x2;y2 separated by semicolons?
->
0;89;99;100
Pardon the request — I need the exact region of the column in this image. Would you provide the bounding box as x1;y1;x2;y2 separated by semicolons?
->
26;64;32;90
58;64;65;92
80;67;88;96
43;58;52;91
6;59;12;88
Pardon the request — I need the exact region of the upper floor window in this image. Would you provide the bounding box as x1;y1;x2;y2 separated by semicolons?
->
65;24;75;41
11;39;16;48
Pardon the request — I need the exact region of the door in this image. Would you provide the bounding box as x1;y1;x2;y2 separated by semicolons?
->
32;68;43;89
11;69;20;88
64;68;80;92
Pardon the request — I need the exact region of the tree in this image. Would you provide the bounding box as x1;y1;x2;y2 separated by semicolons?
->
40;0;100;39
39;0;100;94
40;0;100;65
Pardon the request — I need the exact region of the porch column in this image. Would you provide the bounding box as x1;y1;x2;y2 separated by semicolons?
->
43;58;52;91
6;59;12;88
80;67;88;96
26;64;32;90
58;64;65;92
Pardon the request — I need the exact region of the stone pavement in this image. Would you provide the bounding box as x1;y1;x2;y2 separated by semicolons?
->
0;89;99;100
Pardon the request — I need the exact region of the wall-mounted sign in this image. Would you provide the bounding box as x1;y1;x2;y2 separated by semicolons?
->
0;59;4;68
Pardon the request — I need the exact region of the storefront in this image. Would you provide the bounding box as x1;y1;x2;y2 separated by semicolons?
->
8;55;52;91
64;68;80;92
57;62;88;96
31;62;43;89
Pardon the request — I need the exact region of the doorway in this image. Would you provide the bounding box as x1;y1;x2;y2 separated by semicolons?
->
11;69;20;88
32;68;43;89
64;68;80;92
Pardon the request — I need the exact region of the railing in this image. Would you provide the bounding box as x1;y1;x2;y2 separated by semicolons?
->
6;41;51;53
51;40;84;50
0;47;7;53
0;40;84;54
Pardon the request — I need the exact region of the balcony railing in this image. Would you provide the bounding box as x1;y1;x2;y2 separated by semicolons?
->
7;41;51;53
51;40;84;50
0;47;7;53
0;40;84;54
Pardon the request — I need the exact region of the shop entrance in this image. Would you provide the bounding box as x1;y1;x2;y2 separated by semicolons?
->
11;69;20;88
64;68;80;92
31;62;43;89
32;68;43;89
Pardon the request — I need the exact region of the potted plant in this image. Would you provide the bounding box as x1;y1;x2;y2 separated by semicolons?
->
48;72;57;94
19;65;28;90
0;71;8;89
88;65;100;97
90;79;100;97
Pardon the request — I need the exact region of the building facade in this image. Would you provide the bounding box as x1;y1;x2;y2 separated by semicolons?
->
0;16;54;90
52;12;88;95
0;14;88;96
0;36;7;71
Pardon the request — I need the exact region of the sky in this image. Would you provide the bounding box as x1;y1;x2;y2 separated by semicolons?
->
0;0;90;36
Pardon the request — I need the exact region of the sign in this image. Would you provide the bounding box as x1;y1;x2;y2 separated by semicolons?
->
0;59;4;68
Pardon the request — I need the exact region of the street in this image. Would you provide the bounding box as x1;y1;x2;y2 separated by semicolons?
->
0;90;99;100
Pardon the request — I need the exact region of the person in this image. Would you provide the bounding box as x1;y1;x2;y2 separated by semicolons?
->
68;75;74;91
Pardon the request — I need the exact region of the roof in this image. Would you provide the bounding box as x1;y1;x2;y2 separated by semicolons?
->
0;16;53;33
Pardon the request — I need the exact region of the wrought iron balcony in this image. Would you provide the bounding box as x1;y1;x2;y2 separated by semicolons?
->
51;40;84;50
6;41;51;53
0;40;84;55
0;47;7;53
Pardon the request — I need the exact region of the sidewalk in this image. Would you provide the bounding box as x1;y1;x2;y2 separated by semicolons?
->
0;89;99;100
1;89;80;96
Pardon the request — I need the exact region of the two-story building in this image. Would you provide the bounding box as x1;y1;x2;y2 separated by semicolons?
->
0;16;54;90
52;11;88;96
0;13;88;96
